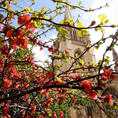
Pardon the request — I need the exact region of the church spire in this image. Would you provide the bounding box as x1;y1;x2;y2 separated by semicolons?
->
64;7;72;20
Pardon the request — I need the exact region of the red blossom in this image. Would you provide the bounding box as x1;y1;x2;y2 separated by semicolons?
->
59;96;66;100
3;115;11;118
52;112;57;118
18;14;31;25
59;89;67;94
55;99;59;104
88;92;97;100
72;98;77;104
22;109;26;116
102;68;111;78
48;46;54;52
105;95;114;105
6;30;13;38
102;76;108;80
45;103;50;109
81;80;92;93
4;104;9;114
70;73;81;80
65;50;69;55
60;110;64;117
24;94;29;101
38;40;42;45
48;80;54;85
31;104;36;115
3;79;12;88
112;73;117;78
13;82;21;89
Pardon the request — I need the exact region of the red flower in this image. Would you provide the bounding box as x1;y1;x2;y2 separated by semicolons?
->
45;103;50;109
6;30;13;38
59;96;66;100
71;73;81;80
103;68;111;77
55;99;59;104
13;82;21;89
18;17;24;25
112;73;117;78
22;109;26;116
3;115;11;118
102;76;108;80
72;98;77;104
22;14;31;23
18;14;31;25
48;81;54;85
60;110;64;117
4;104;9;114
105;95;114;105
48;46;54;52
89;116;91;118
52;112;57;118
81;80;92;93
31;104;36;115
65;50;69;55
88;92;97;100
3;79;12;88
38;40;42;45
24;94;29;101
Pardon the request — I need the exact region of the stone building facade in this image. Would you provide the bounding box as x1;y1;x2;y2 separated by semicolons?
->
53;7;118;118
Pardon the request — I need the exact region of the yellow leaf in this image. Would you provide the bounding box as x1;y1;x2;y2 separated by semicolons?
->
77;21;89;37
40;6;46;13
57;77;62;83
98;14;107;25
77;21;84;28
78;1;82;6
0;37;2;47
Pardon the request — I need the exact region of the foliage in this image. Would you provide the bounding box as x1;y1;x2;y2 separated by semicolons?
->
0;0;118;118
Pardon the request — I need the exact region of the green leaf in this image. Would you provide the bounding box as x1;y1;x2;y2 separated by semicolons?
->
0;37;2;47
95;26;100;31
54;9;58;14
31;0;35;4
79;59;84;65
95;26;104;35
104;19;109;24
77;21;89;37
77;21;84;28
57;77;62;83
40;6;46;13
100;27;104;35
78;1;82;6
98;14;107;25
78;31;83;37
57;27;67;37
0;13;3;19
88;8;92;12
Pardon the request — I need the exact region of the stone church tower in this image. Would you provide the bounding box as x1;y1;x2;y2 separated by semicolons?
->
54;7;96;72
53;7;118;118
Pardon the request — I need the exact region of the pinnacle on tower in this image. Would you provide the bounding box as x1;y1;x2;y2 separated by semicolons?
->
64;7;72;20
112;48;118;61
